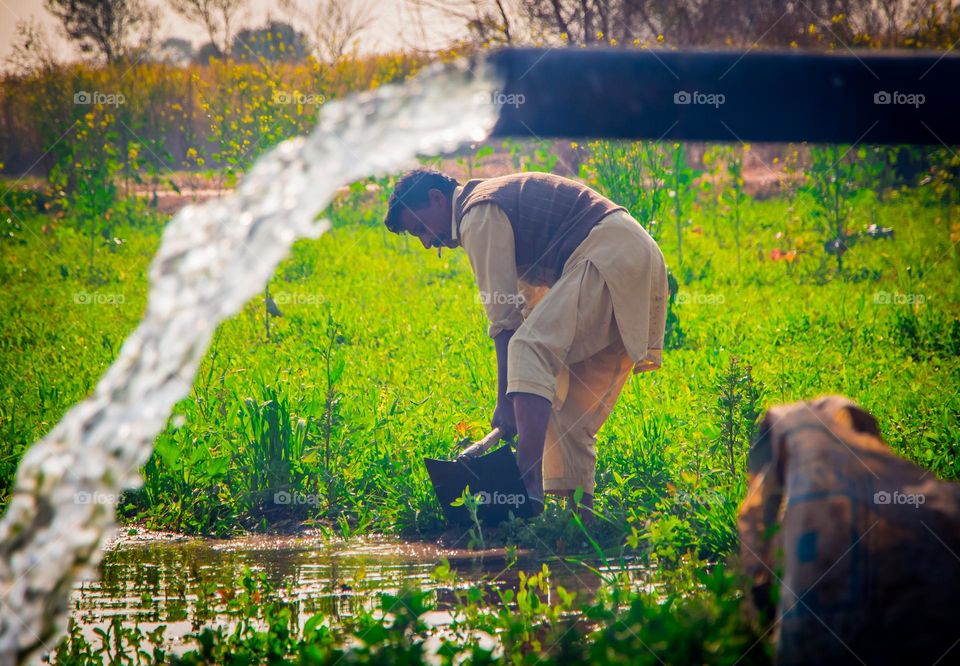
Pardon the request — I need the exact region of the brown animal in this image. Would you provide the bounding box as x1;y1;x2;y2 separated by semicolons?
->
739;396;960;665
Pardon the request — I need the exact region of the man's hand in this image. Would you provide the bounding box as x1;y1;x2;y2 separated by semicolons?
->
492;329;517;439
491;399;517;440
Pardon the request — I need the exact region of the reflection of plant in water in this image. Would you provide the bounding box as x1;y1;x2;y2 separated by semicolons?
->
55;553;769;664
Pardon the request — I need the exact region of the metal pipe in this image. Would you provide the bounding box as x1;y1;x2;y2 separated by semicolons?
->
487;48;960;144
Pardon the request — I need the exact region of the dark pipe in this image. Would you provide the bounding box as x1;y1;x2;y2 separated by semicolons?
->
487;48;960;144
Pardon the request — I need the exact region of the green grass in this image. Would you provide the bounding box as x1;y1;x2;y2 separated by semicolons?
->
3;168;958;665
2;181;958;554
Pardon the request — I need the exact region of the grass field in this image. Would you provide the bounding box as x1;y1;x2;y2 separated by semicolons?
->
3;175;958;557
2;144;960;662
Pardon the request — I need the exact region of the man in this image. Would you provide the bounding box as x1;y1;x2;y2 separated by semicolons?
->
384;168;668;515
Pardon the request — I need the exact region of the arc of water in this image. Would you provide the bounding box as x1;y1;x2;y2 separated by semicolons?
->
0;57;499;664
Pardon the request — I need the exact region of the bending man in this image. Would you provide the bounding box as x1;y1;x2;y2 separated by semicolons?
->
384;169;668;514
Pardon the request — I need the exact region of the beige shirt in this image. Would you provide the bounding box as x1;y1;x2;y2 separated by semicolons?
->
452;185;667;372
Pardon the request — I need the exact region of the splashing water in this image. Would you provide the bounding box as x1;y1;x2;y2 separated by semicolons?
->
0;58;499;664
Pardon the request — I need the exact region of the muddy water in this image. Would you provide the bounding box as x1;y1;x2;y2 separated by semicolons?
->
70;531;650;643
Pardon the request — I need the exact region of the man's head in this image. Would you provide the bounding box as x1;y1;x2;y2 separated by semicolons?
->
384;168;460;249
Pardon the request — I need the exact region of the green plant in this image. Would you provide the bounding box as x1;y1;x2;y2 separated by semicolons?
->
504;138;559;173
580;140;672;242
234;384;315;519
319;317;345;510
664;267;686;350
456;144;494;178
670;142;695;269
724;145;747;274
713;356;765;478
450;485;485;549
803;144;869;274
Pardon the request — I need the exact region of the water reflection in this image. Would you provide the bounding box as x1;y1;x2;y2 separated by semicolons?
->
72;532;651;639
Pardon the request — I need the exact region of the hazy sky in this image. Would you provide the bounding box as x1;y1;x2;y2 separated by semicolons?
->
1;0;465;67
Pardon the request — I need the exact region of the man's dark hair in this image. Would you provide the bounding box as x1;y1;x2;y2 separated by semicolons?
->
384;168;459;233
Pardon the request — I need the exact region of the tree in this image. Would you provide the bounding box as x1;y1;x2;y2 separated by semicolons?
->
405;0;519;46
45;0;153;62
168;0;249;58
231;20;310;62
422;0;949;49
279;0;373;62
5;18;59;74
152;36;195;64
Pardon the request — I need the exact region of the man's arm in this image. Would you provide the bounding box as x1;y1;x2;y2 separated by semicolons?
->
513;392;551;504
459;203;525;339
491;328;516;437
460;204;551;505
459;204;524;437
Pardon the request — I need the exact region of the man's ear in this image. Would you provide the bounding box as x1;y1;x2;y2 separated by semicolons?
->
427;188;447;210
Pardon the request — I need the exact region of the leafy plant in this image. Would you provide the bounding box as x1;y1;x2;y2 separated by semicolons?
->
713;356;765;478
724;145;747;274
450;485;485;549
580;140;672;242
234;384;316;519
670;142;695;269
803;144;869;274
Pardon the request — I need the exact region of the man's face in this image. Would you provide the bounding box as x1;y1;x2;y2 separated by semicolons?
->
399;188;460;250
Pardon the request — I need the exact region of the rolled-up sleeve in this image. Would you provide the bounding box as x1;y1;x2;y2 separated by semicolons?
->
459;203;525;338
